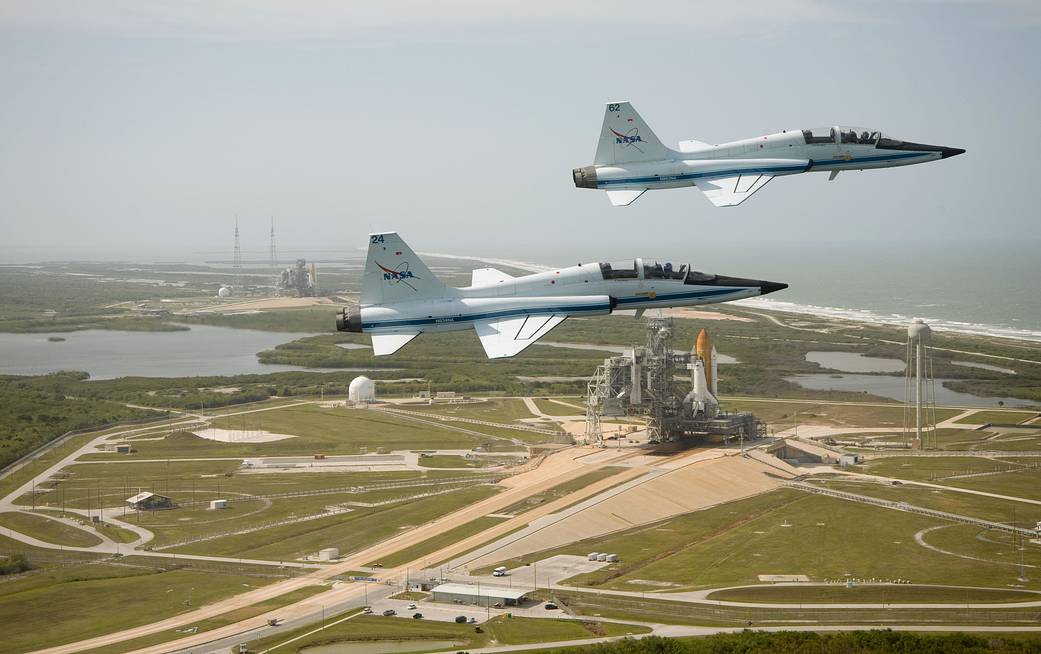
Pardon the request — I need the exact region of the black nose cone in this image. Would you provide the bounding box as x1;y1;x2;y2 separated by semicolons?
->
759;281;788;296
941;147;966;159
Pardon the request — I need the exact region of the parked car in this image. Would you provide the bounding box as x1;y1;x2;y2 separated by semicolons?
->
407;603;417;610
412;612;423;619
468;617;476;623
544;603;558;610
455;615;468;624
362;607;373;614
382;609;396;617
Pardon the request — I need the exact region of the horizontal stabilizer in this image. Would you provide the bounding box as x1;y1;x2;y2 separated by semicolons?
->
471;267;515;286
694;174;773;207
371;332;419;356
607;189;645;206
474;314;567;359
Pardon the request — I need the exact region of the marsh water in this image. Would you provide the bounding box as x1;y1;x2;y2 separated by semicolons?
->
785;373;1041;408
0;325;322;379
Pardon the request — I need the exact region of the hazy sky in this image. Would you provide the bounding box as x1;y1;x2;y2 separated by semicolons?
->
1;1;1039;263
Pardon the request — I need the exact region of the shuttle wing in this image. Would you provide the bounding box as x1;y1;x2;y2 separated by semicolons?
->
473;314;567;359
370;332;419;356
694;174;773;207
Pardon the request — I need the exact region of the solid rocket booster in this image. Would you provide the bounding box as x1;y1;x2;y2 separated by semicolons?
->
710;345;718;397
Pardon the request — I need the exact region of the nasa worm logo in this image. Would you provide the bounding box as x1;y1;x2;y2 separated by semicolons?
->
610;127;644;153
376;261;419;291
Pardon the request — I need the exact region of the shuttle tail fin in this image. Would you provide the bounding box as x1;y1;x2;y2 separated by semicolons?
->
594;101;672;165
362;232;448;305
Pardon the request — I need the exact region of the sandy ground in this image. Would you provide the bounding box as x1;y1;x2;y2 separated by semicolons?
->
192;296;335;313
613;308;754;322
463;451;794;570
194;428;296;443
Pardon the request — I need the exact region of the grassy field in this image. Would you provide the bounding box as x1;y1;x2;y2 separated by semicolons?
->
856;456;1028;481
74;585;329;654
0;511;103;547
0;557;283;653
808;478;1041;524
533;398;585;416
252;613;649;653
705;584;1041;604
169;484;501;560
955;410;1038;425
720;398;962;431
368;515;505;568
949;466;1041;500
921;523;1041;570
491;489;1041;592
409;399;536;422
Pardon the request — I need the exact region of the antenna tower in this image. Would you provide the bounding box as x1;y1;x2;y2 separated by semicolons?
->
269;217;277;272
233;216;242;289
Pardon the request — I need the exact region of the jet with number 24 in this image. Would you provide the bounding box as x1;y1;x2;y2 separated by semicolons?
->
336;232;787;359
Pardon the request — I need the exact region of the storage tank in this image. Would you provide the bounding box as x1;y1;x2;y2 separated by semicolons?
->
605;554;619;562
596;553;607;562
348;376;376;404
587;552;599;561
209;499;228;510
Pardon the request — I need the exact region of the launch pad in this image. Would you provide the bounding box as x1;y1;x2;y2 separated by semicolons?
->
585;317;764;445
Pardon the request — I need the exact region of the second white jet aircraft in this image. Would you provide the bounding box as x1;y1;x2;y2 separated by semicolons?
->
573;101;964;207
337;232;786;359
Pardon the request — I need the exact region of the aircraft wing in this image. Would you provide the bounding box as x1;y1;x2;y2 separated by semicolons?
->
471;267;515;286
371;332;419;356
694;173;773;207
473;314;567;359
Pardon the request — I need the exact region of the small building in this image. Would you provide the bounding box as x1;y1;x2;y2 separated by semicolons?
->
348;376;376;405
431;583;529;607
115;443;132;454
126;492;173;511
318;547;339;561
209;499;228;510
838;454;863;467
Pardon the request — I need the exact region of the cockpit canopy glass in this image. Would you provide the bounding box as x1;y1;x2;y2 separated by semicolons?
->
642;261;687;281
599;260;638;280
802;127;882;145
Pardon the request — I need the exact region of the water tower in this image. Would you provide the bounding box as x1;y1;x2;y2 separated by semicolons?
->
904;318;936;449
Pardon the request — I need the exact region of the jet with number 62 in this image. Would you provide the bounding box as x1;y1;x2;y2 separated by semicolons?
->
573;101;965;207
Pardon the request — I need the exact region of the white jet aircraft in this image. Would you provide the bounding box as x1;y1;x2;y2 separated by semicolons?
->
573;101;965;207
336;232;787;359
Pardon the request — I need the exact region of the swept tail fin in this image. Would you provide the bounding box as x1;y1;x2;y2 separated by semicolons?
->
362;232;447;305
594;101;673;165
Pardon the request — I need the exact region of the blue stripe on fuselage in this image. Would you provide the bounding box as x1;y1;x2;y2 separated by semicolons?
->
362;288;747;330
596;152;928;187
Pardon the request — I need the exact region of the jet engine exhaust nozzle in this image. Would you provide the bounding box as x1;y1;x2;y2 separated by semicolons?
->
573;166;598;189
336;306;363;333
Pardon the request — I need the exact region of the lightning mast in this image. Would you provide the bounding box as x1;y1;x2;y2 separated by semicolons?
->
269;217;277;272
233;216;243;290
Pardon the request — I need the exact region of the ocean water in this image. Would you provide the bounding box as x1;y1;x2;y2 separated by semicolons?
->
519;240;1041;342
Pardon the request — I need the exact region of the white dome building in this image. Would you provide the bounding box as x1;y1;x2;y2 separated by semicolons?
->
348;376;376;405
217;286;232;298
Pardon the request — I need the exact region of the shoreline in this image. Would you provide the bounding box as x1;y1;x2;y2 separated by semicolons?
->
438;252;1041;345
